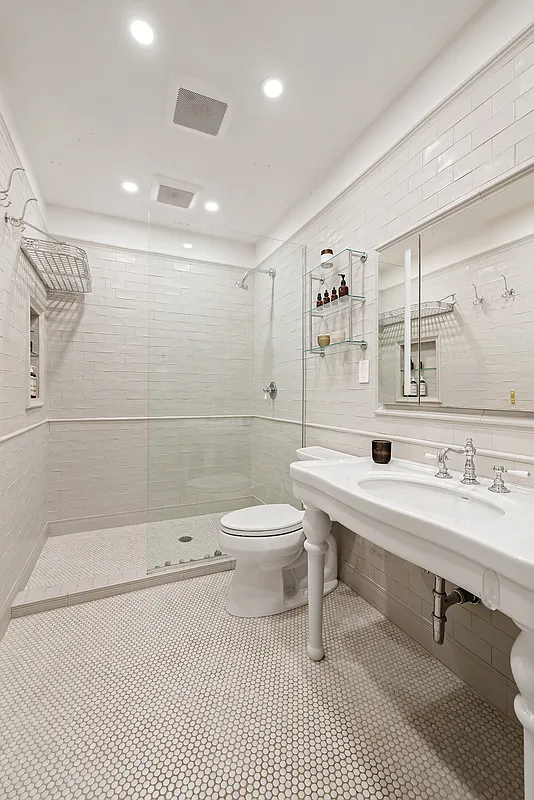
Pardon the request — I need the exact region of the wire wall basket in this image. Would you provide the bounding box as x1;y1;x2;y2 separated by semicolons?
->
379;296;456;328
21;236;92;294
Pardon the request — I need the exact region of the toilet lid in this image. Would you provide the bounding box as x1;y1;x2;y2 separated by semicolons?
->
220;504;304;537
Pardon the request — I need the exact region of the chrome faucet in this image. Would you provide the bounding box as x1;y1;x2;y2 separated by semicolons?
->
427;437;479;483
460;437;479;485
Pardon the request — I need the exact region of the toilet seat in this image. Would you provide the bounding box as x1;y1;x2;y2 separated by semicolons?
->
220;504;304;537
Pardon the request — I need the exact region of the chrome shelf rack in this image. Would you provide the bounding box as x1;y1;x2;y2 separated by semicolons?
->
379;295;456;328
21;237;92;294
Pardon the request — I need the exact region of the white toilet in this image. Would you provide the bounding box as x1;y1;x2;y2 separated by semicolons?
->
219;446;359;617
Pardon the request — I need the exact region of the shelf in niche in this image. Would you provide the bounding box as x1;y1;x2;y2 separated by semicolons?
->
306;247;367;276
400;367;436;373
30;351;39;358
307;295;365;314
307;338;368;353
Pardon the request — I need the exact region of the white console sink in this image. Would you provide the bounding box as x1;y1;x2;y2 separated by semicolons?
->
291;455;534;799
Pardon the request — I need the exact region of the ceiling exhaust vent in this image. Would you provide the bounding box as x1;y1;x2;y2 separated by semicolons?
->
173;88;228;136
156;184;195;209
165;73;235;138
151;176;202;210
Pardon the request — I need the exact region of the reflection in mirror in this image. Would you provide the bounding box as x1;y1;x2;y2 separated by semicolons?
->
378;235;422;405
378;170;534;413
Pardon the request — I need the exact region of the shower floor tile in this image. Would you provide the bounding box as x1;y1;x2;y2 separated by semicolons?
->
26;513;225;588
0;575;522;800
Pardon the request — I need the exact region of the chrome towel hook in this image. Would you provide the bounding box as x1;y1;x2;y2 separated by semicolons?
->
501;274;515;299
0;167;25;207
472;284;485;306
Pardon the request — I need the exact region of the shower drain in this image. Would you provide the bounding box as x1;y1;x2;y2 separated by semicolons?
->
179;535;193;542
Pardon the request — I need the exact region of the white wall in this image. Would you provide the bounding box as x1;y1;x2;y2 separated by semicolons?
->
255;22;534;720
0;108;48;636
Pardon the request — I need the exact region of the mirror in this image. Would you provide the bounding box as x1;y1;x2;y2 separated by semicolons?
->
378;171;534;412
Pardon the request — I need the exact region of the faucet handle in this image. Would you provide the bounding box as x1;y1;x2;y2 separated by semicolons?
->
489;464;531;493
426;449;453;479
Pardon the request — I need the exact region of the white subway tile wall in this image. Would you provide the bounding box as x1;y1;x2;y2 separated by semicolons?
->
0;113;48;636
252;29;534;715
47;244;255;526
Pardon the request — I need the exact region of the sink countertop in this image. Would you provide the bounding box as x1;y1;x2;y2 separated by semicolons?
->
290;456;534;592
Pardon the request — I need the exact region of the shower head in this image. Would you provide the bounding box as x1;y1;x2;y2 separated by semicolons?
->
234;266;275;291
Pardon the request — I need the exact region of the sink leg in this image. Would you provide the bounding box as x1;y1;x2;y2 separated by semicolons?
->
511;627;534;799
303;506;331;661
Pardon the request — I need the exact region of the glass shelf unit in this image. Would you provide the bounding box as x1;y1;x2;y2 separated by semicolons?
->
306;247;367;276
307;339;368;353
306;295;365;314
306;247;368;356
400;367;436;373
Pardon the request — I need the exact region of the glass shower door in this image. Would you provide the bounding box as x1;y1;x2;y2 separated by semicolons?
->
145;213;304;573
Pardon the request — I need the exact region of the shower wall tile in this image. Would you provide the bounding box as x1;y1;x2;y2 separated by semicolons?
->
0;112;48;635
46;243;254;526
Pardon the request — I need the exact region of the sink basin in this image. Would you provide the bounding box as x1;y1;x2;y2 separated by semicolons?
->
358;477;505;522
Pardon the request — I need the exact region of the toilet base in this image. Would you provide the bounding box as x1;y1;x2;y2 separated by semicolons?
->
224;533;338;619
226;574;338;618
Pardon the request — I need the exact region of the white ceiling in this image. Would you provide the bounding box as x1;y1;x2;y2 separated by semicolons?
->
0;0;490;241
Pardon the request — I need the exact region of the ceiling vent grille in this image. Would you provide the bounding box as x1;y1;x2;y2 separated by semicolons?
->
173;87;228;136
156;184;195;209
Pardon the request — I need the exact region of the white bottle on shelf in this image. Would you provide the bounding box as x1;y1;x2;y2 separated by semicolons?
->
30;364;37;399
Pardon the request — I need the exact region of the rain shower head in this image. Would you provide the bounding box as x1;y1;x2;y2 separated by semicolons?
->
233;267;275;291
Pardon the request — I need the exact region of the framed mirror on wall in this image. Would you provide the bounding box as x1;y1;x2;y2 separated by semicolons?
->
377;169;534;414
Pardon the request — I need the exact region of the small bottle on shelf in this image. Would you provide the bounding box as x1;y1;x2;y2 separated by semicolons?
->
316;292;323;308
419;361;427;397
323;289;330;306
338;274;349;298
30;364;37;399
409;376;418;397
331;286;338;302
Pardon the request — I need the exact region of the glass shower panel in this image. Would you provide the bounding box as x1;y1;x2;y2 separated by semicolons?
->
145;213;304;573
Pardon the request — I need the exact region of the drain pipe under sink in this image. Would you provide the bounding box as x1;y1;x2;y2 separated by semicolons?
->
432;575;481;644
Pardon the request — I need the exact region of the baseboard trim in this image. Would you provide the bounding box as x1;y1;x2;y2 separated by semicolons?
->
12;556;236;617
48;496;259;536
339;560;519;726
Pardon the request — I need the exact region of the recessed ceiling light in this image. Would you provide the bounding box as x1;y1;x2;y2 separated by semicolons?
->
121;181;139;193
261;78;283;98
204;201;219;212
129;18;155;45
183;242;193;249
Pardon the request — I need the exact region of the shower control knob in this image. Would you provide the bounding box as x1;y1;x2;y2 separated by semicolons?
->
263;382;277;400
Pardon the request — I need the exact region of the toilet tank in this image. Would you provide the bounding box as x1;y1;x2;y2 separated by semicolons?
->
295;446;359;461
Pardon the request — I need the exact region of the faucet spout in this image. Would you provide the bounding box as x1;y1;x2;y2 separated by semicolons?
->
460;437;479;485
